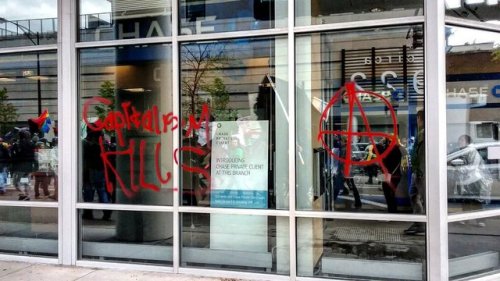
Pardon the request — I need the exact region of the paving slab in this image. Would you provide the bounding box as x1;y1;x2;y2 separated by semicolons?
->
77;269;221;281
0;261;32;278
0;263;95;281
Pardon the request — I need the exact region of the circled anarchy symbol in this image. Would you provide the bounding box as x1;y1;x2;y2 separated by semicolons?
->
318;82;398;178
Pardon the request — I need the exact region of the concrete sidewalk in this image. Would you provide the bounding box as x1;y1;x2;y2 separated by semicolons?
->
0;261;231;281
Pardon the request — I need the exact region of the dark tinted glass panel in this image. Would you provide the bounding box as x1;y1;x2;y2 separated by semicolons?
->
80;209;172;265
446;27;500;213
0;0;57;48
181;213;289;274
297;218;426;280
79;45;173;206
296;26;426;215
79;0;172;41
180;37;289;209
0;52;58;202
179;0;287;35
296;0;423;26
0;206;57;257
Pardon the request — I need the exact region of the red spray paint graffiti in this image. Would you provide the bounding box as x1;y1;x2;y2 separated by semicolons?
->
318;82;398;178
82;97;211;198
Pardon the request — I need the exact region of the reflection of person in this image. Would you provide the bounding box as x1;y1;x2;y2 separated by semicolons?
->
12;130;36;200
230;137;245;159
364;143;377;184
339;136;362;209
82;126;109;219
405;110;426;235
0;139;9;195
102;136;116;220
455;134;491;225
33;141;51;199
48;136;58;200
400;137;408;148
380;137;402;213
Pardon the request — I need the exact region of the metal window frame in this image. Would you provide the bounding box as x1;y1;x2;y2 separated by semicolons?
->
425;0;448;281
0;201;58;208
288;0;296;279
0;45;57;54
171;0;180;273
10;0;500;280
445;17;500;33
58;0;78;266
293;16;425;34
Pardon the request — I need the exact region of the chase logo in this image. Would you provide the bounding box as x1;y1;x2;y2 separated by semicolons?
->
492;85;500;98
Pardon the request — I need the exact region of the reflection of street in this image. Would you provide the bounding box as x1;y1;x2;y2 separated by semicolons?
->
332;174;413;213
0;178;57;201
303;219;426;279
322;219;425;257
448;217;500;279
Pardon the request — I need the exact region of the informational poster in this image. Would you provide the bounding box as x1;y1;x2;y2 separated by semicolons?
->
210;120;269;208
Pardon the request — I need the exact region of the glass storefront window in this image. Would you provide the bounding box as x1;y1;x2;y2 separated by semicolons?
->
446;26;500;213
296;0;423;27
181;213;289;274
80;209;173;265
449;216;500;279
0;0;57;48
180;37;289;209
297;218;426;280
79;0;172;42
179;0;287;35
0;206;58;257
296;26;426;215
445;1;500;25
0;52;58;202
79;45;173;206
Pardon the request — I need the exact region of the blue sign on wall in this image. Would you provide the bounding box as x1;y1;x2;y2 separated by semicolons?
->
492;85;500;98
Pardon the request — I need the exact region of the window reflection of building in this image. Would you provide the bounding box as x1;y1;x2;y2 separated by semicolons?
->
176;37;289;273
446;0;500;23
79;0;172;41
180;37;288;210
446;40;500;145
298;26;425;213
296;0;423;26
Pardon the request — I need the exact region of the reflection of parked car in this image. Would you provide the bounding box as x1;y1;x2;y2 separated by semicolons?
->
447;142;500;199
351;143;367;161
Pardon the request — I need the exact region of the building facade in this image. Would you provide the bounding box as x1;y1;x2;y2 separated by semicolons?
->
0;0;499;280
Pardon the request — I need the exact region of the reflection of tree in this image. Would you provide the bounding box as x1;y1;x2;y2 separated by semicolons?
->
181;43;227;118
493;48;500;62
0;88;18;134
203;77;237;121
94;81;116;137
95;81;116;121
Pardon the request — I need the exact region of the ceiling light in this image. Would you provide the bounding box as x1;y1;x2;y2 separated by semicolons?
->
123;88;151;93
26;75;49;81
465;0;485;4
445;0;462;8
486;0;499;5
0;77;15;82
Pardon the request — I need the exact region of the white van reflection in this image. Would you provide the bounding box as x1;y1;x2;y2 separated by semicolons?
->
447;142;500;204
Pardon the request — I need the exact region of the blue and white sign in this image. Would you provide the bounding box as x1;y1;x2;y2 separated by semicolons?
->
210;120;269;208
492;84;500;98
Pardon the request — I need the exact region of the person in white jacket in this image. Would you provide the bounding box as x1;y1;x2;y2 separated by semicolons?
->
454;134;492;227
